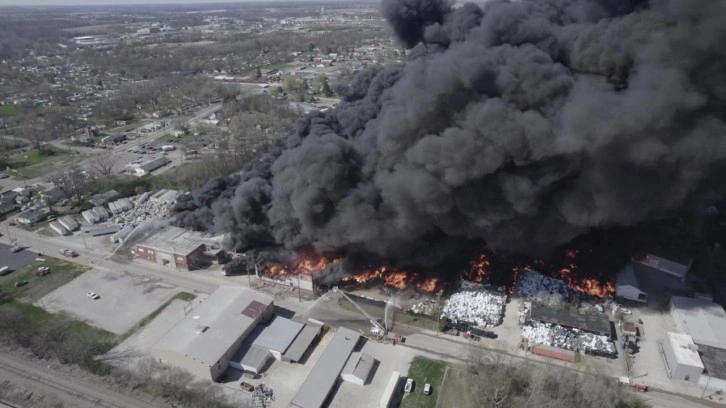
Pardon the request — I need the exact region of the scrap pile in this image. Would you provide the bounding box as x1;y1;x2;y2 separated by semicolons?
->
443;288;506;328
111;193;171;226
516;270;573;300
522;322;616;357
408;299;437;316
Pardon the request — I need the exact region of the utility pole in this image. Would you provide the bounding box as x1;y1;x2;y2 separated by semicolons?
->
435;292;441;336
80;230;88;250
298;274;301;302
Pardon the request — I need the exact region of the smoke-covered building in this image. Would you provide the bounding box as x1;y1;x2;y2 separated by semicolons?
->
616;265;648;303
132;226;206;271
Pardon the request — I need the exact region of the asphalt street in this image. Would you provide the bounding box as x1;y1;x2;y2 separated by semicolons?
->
0;224;723;408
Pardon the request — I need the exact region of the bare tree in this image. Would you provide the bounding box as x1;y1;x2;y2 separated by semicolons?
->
88;155;117;177
47;165;90;205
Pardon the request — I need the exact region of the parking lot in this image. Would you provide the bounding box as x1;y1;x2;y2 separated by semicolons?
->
0;242;38;272
38;269;180;335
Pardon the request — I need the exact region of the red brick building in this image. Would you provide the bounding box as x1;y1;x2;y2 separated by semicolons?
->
132;227;207;271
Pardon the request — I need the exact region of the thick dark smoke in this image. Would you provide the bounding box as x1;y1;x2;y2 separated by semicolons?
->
177;0;726;273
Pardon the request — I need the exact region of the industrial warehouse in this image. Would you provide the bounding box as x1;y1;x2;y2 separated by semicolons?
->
152;287;320;381
131;226;225;271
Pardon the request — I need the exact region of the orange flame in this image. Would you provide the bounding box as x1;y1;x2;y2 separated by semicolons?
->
462;252;490;283
263;252;342;278
556;252;615;298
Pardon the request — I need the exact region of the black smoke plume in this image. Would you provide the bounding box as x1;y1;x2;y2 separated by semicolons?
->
177;0;726;273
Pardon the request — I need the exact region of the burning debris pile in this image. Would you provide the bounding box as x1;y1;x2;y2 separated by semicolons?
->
522;322;616;358
516;270;574;300
177;0;726;287
442;285;506;328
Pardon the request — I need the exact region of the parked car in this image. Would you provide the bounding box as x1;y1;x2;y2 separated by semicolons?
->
10;245;23;253
0;173;8;179
240;382;254;392
86;292;100;300
423;383;432;395
14;281;28;288
404;378;414;393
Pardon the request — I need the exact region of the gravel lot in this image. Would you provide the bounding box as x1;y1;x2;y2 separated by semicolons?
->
0;242;38;272
37;269;180;335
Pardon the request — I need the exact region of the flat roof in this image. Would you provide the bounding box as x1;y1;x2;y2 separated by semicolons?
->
247;316;304;353
231;343;271;373
138;226;205;256
284;321;322;362
342;351;375;382
667;332;704;368
153;286;272;366
291;327;360;408
530;304;612;336
671;296;726;349
698;343;726;380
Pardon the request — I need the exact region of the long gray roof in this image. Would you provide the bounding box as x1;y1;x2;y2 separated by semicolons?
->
153;286;273;366
290;327;359;408
247;316;303;353
283;321;322;362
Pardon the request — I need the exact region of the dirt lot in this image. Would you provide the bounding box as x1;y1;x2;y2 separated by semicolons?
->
37;269;180;335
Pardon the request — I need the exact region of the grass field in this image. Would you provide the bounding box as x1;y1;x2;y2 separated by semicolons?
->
6;147;76;179
0;105;20;118
0;256;91;303
401;357;447;408
439;367;477;408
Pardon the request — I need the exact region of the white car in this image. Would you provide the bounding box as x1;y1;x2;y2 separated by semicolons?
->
0;173;8;179
10;245;23;253
404;378;414;393
423;383;432;395
86;292;100;300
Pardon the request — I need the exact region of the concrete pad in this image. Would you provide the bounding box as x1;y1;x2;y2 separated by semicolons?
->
38;269;180;335
332;340;417;408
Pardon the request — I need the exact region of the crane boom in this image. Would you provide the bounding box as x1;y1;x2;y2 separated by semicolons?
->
333;287;387;333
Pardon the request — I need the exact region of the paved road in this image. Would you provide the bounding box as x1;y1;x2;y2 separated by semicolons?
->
0;351;156;408
0;104;221;192
2;225;723;408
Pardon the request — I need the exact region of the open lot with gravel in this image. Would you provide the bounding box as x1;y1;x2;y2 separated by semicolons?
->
37;269;180;335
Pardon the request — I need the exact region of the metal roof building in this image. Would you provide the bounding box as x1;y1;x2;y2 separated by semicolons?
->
229;343;272;375
341;351;376;386
283;320;323;362
530;304;612;337
616;264;648;303
80;223;121;236
152;286;274;381
670;296;726;349
246;316;304;359
291;327;360;408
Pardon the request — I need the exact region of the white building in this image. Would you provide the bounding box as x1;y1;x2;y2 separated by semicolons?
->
341;352;376;385
616;265;648;303
663;332;704;383
633;253;692;282
670;296;726;349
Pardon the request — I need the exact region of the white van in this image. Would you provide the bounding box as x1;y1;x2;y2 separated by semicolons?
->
0;266;10;276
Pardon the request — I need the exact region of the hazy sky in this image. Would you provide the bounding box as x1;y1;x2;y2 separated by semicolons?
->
0;0;272;5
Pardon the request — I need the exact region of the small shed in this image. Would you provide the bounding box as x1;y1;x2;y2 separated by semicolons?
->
341;352;376;386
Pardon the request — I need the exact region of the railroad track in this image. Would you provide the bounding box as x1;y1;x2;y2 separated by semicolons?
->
0;358;119;408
